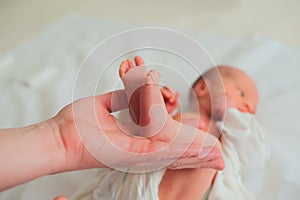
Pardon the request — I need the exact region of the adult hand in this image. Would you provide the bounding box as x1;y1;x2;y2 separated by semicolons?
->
54;90;224;172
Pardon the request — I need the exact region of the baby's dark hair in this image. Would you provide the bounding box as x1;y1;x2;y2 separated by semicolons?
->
191;66;220;89
191;75;203;90
189;66;234;101
191;65;239;89
190;66;220;94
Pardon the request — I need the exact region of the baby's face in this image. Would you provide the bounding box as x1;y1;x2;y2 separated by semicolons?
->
218;67;259;114
192;66;259;118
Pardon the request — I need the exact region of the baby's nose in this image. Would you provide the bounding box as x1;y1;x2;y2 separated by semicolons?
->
239;102;255;114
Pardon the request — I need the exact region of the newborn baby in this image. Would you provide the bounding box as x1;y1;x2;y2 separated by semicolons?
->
159;63;260;200
70;56;266;200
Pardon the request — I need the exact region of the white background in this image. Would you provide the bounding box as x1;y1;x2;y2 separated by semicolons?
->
0;0;300;54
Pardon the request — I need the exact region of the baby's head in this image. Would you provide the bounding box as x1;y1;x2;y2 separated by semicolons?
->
190;66;259;119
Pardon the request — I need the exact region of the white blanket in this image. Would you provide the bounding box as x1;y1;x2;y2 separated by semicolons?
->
0;14;299;199
209;108;269;200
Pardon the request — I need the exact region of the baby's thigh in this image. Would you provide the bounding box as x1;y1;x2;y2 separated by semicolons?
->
159;168;216;200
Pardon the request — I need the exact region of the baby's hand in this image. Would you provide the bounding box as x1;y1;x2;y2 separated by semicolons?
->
160;86;179;114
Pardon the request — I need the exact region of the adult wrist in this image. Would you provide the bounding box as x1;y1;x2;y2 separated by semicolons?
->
44;118;69;174
0;119;69;190
49;114;104;172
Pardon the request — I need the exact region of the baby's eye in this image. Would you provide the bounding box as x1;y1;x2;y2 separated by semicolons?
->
238;89;245;97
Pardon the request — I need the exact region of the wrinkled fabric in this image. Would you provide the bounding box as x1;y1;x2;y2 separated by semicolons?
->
70;168;165;200
208;108;269;200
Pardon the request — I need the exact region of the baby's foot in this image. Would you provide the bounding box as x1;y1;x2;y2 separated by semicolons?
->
119;59;133;78
119;57;148;124
119;57;169;137
118;58;221;164
138;69;167;127
131;68;170;137
119;57;144;78
119;58;148;99
145;69;161;85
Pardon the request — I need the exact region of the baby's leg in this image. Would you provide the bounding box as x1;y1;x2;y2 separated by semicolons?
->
159;168;216;200
139;69;166;126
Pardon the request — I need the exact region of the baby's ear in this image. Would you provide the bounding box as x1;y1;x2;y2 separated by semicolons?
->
193;79;209;97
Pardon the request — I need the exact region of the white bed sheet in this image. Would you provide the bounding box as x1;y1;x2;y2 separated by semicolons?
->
0;14;299;199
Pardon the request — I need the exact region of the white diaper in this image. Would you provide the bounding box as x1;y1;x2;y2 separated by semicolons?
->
93;169;165;200
70;168;165;200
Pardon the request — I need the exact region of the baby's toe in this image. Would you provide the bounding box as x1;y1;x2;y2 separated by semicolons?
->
150;69;161;83
146;70;160;84
126;59;133;67
119;61;130;77
134;56;145;67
